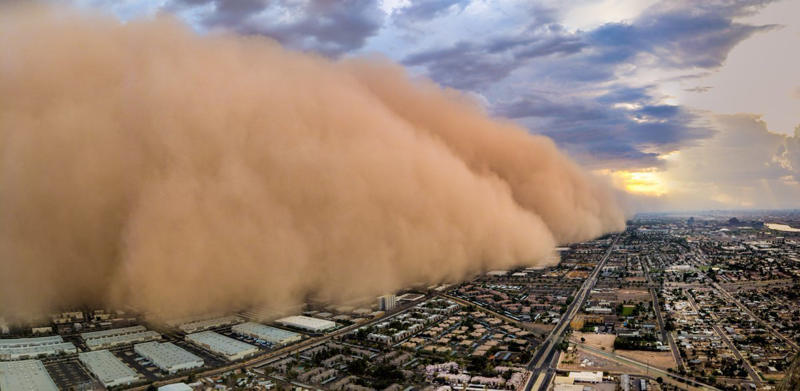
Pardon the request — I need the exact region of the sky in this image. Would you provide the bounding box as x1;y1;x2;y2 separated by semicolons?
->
76;0;800;211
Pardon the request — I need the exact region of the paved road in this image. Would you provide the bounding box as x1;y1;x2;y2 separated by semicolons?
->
575;343;721;391
684;289;762;385
649;288;683;370
523;234;622;391
712;282;799;351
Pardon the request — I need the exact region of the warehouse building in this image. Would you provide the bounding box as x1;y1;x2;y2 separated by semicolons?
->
81;325;147;341
0;341;77;360
275;316;337;333
177;316;242;334
568;371;603;383
78;350;140;388
0;335;64;349
231;322;302;346
84;330;161;350
0;360;58;391
134;342;204;374
185;331;258;361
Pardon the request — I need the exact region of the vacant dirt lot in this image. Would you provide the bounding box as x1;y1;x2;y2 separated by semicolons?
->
573;332;615;350
558;349;629;372
616;349;676;370
617;288;651;303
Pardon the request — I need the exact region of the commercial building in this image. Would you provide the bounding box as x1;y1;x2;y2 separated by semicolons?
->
568;371;603;383
158;383;193;391
275;316;337;333
81;325;147;341
177;316;243;334
84;330;161;350
134;342;204;374
231;322;302;346
0;335;64;349
185;331;258;361
0;341;77;360
78;350;140;388
377;294;397;311
0;335;77;360
0;360;58;391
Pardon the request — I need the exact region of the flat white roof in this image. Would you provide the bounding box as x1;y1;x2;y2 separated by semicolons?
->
275;316;336;331
81;325;147;340
231;322;301;344
0;336;63;348
0;360;58;391
177;316;242;332
0;342;76;358
85;331;160;349
79;350;139;386
185;331;258;359
135;342;203;370
158;383;193;391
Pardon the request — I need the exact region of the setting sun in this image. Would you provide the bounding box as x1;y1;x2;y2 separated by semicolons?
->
616;170;668;196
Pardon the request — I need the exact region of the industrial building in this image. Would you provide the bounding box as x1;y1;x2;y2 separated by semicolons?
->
0;335;77;360
158;383;193;391
81;325;147;341
275;316;337;333
185;331;258;361
0;360;59;391
84;330;161;350
0;341;77;360
377;294;397;311
78;350;140;388
568;371;603;383
231;322;302;346
177;316;243;334
134;342;204;374
0;335;64;348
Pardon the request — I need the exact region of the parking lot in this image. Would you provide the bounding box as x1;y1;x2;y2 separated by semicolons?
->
173;338;228;367
44;359;97;390
113;347;161;382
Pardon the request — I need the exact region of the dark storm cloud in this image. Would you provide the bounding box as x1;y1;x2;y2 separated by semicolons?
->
588;0;778;69
403;24;585;89
494;86;715;168
392;0;471;26
169;0;384;56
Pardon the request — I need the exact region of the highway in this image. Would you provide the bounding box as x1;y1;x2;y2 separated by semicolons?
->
523;233;622;391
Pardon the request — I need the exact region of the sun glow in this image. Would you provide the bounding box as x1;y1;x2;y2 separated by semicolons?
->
615;170;668;196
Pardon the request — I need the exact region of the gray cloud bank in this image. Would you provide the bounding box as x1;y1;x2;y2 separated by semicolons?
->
0;5;625;320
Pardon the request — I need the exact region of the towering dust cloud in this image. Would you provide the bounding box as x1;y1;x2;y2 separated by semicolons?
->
0;5;626;320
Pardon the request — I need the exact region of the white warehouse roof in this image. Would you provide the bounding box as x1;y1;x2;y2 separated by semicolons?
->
275;316;337;332
0;336;63;348
84;330;161;350
0;342;77;360
81;325;147;340
177;316;242;333
159;383;193;391
78;350;140;388
231;322;302;345
134;342;204;373
0;360;58;391
185;331;258;361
